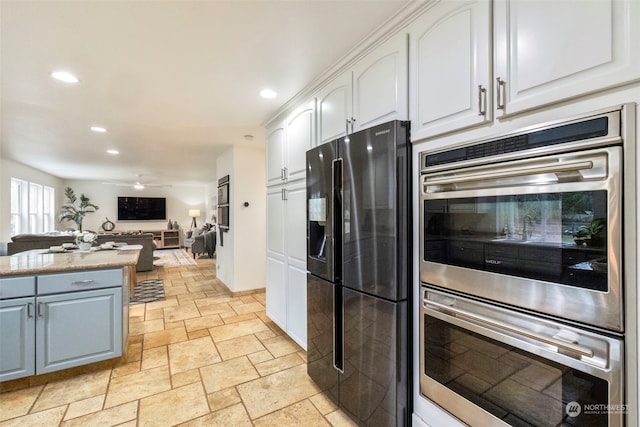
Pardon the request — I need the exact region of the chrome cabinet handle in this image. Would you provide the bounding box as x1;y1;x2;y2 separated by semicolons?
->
425;299;594;358
37;302;44;318
283;167;288;181
71;279;95;286
27;302;34;318
478;85;487;116
350;117;356;133
496;77;506;110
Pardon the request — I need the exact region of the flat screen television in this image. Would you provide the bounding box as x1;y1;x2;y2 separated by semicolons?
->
117;197;166;221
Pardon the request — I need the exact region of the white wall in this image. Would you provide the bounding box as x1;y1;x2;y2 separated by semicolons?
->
62;179;208;235
215;144;266;293
0;158;66;241
0;156;212;244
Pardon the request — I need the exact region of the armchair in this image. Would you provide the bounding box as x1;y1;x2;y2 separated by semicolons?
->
190;229;216;259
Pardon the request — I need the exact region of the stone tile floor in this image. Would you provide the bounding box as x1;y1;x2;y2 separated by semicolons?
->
0;258;356;426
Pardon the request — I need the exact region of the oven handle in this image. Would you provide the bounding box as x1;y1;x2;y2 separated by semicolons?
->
423;160;593;188
425;299;595;358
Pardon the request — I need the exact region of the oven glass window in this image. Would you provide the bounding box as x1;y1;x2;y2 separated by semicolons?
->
424;315;608;426
423;191;607;291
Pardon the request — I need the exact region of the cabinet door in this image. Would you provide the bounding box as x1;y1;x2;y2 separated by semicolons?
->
285;102;315;182
36;288;122;374
317;71;352;144
494;0;640;117
352;31;408;132
266;125;286;187
266;256;287;331
284;181;308;349
285;181;307;266
266;186;286;258
0;297;35;381
286;263;307;349
410;0;491;140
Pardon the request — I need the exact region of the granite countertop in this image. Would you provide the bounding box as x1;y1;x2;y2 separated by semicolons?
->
0;246;141;276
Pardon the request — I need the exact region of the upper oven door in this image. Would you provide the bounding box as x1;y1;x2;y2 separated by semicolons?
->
419;146;623;332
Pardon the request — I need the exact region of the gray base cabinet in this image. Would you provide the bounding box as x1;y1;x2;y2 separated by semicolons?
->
36;287;122;374
0;268;125;382
0;297;36;381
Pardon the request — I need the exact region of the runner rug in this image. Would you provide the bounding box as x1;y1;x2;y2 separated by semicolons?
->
130;279;165;304
153;248;197;267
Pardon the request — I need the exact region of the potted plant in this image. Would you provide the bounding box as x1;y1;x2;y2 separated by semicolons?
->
573;217;605;246
58;187;99;231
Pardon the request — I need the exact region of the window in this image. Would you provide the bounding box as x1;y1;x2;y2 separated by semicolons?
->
10;178;55;236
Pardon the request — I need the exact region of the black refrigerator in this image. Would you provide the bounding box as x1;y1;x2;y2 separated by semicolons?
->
306;121;411;426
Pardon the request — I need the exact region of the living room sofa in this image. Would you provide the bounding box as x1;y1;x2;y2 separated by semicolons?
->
7;233;155;272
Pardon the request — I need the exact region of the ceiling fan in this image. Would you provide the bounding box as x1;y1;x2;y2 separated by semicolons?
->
102;174;171;190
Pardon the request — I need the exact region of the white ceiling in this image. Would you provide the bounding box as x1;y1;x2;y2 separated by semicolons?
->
1;0;409;187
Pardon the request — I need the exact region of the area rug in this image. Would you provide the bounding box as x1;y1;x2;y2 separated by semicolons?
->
130;279;165;304
153;248;197;267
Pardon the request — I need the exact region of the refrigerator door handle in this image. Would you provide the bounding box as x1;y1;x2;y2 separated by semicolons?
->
333;284;344;373
332;158;343;281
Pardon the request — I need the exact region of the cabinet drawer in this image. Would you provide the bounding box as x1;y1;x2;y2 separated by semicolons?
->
37;269;123;294
0;276;36;299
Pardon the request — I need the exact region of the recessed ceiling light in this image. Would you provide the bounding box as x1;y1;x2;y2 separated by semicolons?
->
106;149;119;155
243;134;254;141
91;126;107;133
134;183;145;190
260;88;277;99
50;71;79;83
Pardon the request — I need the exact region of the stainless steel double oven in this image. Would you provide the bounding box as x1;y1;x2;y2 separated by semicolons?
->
419;104;636;426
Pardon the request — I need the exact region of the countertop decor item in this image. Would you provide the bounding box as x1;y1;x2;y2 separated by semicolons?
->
74;230;97;251
58;187;99;231
101;217;115;232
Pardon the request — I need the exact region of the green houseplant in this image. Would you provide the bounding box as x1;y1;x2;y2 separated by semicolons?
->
574;217;605;246
58;187;99;231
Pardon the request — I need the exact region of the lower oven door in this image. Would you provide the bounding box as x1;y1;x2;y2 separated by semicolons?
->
420;286;625;427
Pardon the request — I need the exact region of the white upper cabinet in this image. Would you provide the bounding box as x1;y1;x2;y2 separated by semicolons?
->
352;31;409;132
265;100;316;187
409;0;640;141
317;71;353;144
409;0;491;140
266;125;286;187
285;103;315;182
317;31;408;144
494;0;640;117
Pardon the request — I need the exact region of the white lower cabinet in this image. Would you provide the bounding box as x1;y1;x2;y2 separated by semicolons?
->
266;256;286;330
0;269;125;382
266;180;307;349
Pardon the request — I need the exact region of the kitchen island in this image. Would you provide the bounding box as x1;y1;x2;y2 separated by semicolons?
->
0;247;140;382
